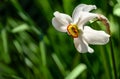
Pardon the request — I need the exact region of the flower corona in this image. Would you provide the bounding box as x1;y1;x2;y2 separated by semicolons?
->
67;24;80;38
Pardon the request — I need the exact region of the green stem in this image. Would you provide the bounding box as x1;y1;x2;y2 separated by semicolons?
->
110;38;117;79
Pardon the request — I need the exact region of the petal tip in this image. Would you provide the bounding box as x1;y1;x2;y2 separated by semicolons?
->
93;5;97;9
53;11;59;16
88;48;94;53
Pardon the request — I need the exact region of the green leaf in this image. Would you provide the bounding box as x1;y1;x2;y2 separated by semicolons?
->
62;0;73;14
39;40;46;66
1;29;11;63
65;64;87;79
12;24;29;33
52;53;66;76
113;3;120;17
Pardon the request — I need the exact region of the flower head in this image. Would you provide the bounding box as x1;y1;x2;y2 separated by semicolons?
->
52;4;110;53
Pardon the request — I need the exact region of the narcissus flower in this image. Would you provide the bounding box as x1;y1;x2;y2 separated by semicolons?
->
52;4;110;53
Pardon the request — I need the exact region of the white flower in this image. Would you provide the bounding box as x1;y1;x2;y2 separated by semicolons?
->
52;4;110;53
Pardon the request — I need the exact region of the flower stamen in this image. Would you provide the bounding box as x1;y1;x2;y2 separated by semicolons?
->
67;24;79;38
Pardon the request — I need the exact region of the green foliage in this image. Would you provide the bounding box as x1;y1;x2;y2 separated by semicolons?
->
0;0;119;79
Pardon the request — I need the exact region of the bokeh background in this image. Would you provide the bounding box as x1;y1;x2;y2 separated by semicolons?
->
0;0;120;79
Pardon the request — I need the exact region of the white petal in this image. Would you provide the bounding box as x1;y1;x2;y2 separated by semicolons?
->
83;26;110;45
52;18;67;32
74;36;94;53
53;11;72;25
74;4;96;12
77;12;98;27
72;4;96;23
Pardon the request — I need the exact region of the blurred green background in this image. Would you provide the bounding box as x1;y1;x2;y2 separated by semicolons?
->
0;0;120;79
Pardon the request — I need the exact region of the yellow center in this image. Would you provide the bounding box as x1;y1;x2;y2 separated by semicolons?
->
67;24;79;38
